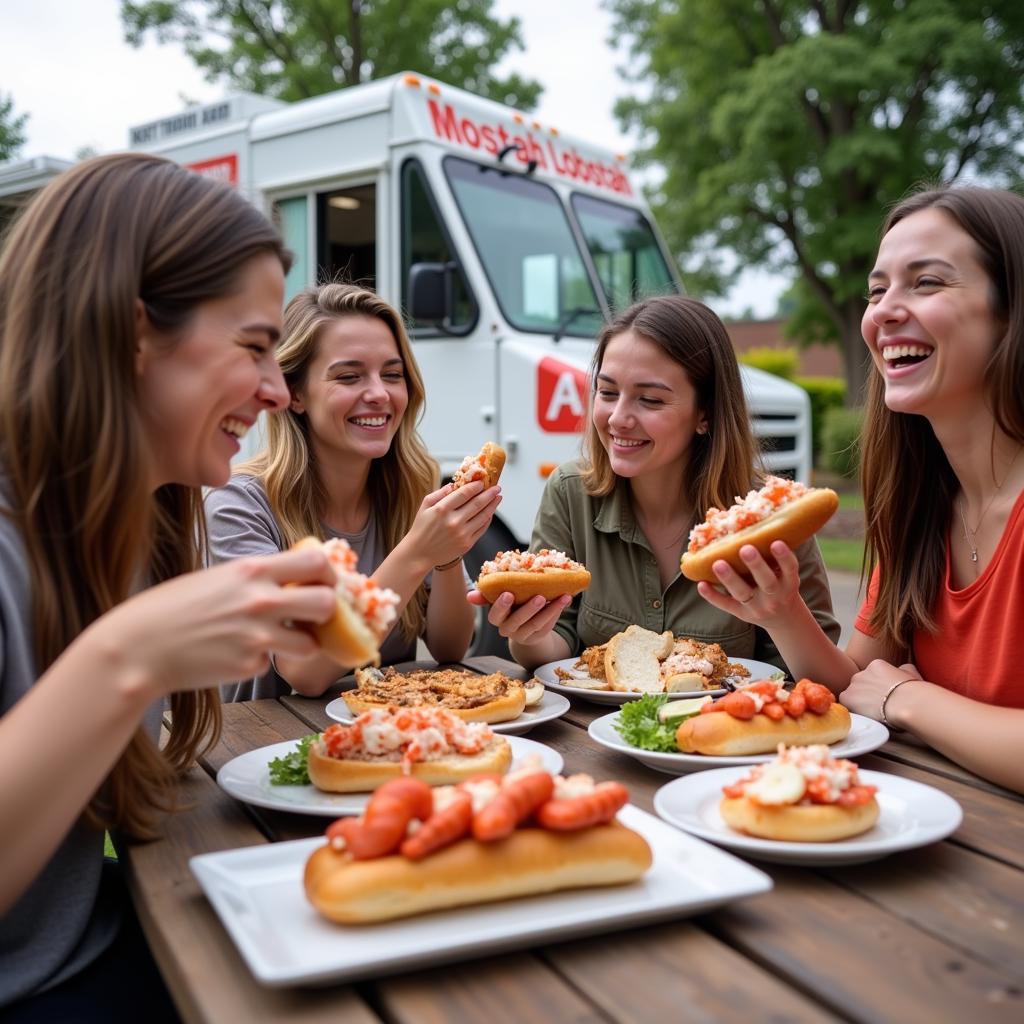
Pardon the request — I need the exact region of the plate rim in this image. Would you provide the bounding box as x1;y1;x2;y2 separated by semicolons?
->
653;766;963;863
323;690;572;733
588;709;890;769
190;802;773;986
216;734;564;817
533;654;780;702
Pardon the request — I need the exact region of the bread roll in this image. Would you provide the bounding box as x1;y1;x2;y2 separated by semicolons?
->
676;703;851;756
720;793;879;842
682;485;838;582
304;822;652;923
307;734;512;793
604;626;673;693
476;567;592;605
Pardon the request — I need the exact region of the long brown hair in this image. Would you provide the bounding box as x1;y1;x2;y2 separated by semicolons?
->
580;295;761;521
861;184;1024;652
237;284;437;641
0;153;291;837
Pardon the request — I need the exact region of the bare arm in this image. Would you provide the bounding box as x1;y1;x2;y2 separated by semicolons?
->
0;551;336;914
278;482;500;693
842;663;1024;794
697;540;894;691
422;560;474;663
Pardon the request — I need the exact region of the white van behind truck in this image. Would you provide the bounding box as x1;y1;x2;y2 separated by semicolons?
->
128;74;812;647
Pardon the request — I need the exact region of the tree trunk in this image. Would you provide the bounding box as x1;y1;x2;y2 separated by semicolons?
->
840;299;871;406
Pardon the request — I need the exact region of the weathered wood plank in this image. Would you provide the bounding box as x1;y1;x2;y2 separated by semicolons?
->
370;955;609;1024
708;869;1024;1023
542;921;840;1023
124;765;379;1024
826;842;1024;980
858;753;1024;871
875;737;1023;802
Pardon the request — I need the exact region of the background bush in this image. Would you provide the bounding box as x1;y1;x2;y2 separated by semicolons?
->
821;406;863;478
739;346;799;379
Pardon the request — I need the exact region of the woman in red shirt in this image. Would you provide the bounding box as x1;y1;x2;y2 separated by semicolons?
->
698;185;1024;794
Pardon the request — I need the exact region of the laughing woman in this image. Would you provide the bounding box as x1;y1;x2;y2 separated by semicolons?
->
205;284;501;699
697;186;1024;794
0;155;339;1020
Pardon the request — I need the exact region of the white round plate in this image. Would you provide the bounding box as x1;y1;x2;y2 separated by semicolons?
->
323;689;571;736
653;767;962;865
588;711;890;775
533;656;781;705
216;735;563;817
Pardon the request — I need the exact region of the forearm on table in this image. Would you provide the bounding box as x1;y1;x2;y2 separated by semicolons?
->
884;682;1024;794
510;631;571;673
424;565;474;663
0;631;159;914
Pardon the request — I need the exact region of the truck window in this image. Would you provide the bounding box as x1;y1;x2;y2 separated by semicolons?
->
570;193;676;312
271;196;310;304
316;184;376;287
443;156;603;338
401;160;476;332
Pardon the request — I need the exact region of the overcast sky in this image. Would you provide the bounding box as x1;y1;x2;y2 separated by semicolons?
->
1;0;787;316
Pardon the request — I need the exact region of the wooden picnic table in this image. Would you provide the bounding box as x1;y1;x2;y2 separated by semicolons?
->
124;657;1024;1023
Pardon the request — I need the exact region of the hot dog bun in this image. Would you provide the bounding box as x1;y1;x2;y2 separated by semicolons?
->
676;703;851;756
452;442;506;490
681;480;838;582
304;822;652;923
476;549;591;604
291;536;399;669
307;733;512;793
719;794;879;842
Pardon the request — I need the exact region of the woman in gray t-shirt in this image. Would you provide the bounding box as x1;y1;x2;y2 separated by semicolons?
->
0;156;339;1017
206;284;501;700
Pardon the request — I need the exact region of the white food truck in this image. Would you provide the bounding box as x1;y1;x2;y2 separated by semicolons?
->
126;74;812;553
3;75;813;652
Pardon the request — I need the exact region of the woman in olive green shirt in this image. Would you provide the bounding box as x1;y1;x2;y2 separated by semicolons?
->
469;295;839;674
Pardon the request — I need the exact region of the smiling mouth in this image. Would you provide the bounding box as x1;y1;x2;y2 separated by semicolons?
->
881;344;933;369
350;415;389;428
220;417;250;439
610;435;647;448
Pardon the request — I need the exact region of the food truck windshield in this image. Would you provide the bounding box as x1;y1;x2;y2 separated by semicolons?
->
443;156;676;336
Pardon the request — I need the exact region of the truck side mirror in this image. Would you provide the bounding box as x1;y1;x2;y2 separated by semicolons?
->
408;262;453;323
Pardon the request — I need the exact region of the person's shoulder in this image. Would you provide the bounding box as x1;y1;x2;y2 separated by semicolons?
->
546;461;586;489
206;473;269;509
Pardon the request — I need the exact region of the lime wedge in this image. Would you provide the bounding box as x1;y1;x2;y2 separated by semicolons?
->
657;695;713;724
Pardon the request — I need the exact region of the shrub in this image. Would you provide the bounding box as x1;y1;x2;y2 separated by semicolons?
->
821;406;863;478
795;376;846;466
739;346;798;380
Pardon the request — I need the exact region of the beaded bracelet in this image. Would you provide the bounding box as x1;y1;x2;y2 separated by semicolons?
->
433;555;463;572
879;677;915;729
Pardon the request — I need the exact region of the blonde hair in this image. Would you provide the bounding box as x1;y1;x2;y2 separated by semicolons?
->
580;295;761;517
0;153;291;837
239;284;437;641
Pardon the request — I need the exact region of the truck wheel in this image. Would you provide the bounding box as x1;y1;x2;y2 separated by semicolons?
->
464;520;520;659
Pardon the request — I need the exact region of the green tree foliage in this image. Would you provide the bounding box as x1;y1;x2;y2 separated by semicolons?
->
608;0;1024;400
0;93;28;162
121;0;542;110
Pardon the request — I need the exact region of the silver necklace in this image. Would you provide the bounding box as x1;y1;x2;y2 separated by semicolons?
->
956;445;1024;563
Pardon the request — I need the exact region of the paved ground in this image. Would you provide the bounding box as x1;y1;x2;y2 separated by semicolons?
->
828;569;865;647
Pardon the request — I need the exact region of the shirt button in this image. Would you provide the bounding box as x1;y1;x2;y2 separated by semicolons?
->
652;599;662;609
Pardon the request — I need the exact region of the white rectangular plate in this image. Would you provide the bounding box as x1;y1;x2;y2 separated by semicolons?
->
190;804;772;987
